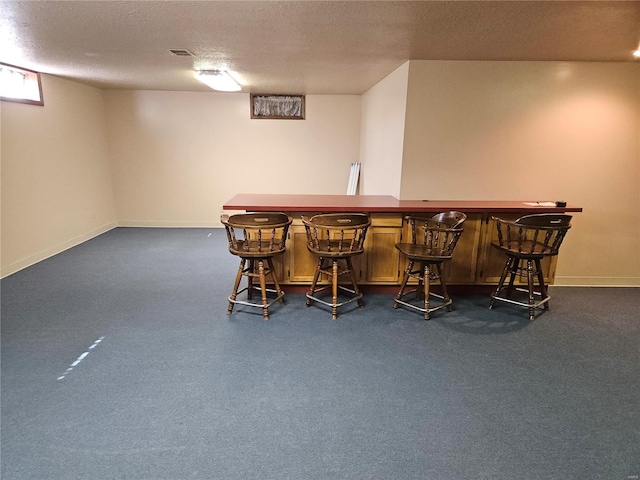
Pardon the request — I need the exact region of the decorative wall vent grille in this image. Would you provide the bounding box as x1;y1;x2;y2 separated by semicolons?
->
251;94;305;120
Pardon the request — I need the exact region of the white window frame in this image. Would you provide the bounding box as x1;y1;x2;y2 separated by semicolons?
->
0;62;44;106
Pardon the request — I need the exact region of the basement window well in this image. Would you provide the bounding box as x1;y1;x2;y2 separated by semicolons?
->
0;62;44;106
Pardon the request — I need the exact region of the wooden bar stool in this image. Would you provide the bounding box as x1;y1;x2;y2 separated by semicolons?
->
302;213;371;320
489;214;572;321
221;212;292;321
394;212;466;320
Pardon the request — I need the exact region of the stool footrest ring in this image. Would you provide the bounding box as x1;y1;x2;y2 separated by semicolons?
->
306;284;363;309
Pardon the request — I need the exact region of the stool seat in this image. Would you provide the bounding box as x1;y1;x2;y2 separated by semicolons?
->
228;239;286;257
492;240;560;258
489;213;572;321
221;212;292;321
394;212;466;320
302;213;371;320
394;243;455;261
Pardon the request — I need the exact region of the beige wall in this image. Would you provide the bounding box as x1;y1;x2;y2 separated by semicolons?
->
2;62;639;286
1;74;116;277
402;61;640;285
359;62;409;197
104;91;361;226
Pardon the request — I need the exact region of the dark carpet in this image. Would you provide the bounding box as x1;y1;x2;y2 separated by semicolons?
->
1;228;638;480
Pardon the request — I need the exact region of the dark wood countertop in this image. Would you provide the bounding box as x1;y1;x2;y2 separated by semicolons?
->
397;199;582;213
223;194;582;214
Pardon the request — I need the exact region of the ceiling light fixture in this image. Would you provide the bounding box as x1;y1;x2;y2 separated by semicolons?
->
633;49;640;59
195;70;241;92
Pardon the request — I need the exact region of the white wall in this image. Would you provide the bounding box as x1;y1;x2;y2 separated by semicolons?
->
104;91;361;226
401;61;640;285
1;74;116;277
359;62;409;197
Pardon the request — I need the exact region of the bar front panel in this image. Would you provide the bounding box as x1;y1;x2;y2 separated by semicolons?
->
223;194;582;286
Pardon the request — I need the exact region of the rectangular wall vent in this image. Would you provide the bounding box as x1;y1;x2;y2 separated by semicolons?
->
169;49;194;57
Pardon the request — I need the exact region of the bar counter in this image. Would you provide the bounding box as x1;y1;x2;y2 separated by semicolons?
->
223;193;582;214
222;194;582;288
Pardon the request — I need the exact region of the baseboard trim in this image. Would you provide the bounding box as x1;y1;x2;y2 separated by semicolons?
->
117;221;222;228
3;226;637;290
554;276;640;287
1;222;117;279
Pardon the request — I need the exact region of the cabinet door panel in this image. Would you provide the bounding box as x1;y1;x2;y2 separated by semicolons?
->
287;225;317;283
363;227;402;283
446;213;482;284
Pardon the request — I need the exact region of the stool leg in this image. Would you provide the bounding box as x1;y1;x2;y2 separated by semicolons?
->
306;257;323;307
394;259;414;309
423;263;431;320
247;260;255;300
266;257;286;305
257;259;269;321
506;258;519;298
490;256;512;308
345;257;363;308
331;259;339;320
535;259;549;310
436;263;452;312
228;258;246;314
416;261;424;301
526;259;535;321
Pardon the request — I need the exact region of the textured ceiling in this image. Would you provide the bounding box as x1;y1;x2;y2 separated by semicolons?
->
1;1;638;95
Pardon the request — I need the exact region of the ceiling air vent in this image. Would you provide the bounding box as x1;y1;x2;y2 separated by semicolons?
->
169;49;194;57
